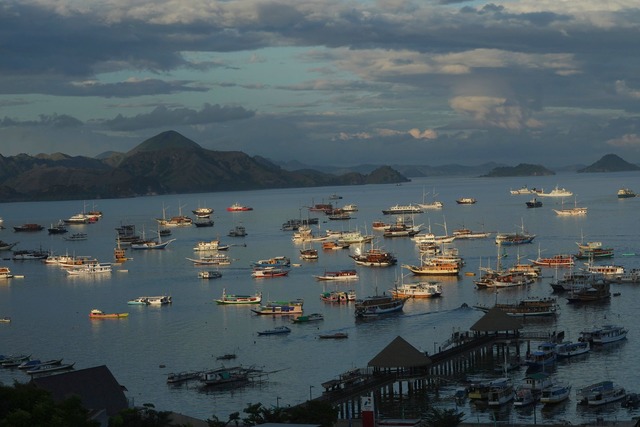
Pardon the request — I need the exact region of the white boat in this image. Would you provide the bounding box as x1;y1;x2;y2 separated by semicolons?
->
130;236;175;250
381;204;423;215
617;188;636;198
0;267;14;279
585;263;625;276
193;240;223;251
389;281;442;298
251;266;289;278
452;228;491;239
341;204;358;212
456;197;477;204
215;288;262;305
63;232;88;241
336;230;374;245
27;362;75;375
63;213;90;224
186;253;231;265
66;262;112;275
555;341;590;357
578;381;626;406
199;270;222;279
314;269;359;281
192;206;213;218
228;225;247;237
127;297;150;305
487;378;514;406
540;384;572;404
510;185;534;195
553;198;587;216
579;324;627;344
12;249;50;260
538;186;573;197
144;295;172;305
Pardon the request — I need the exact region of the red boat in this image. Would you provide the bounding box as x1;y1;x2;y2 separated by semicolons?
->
227;203;253;212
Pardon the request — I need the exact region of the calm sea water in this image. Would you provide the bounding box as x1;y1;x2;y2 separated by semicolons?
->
1;172;640;423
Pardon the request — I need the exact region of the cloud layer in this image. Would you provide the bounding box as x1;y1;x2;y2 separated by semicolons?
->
1;0;640;165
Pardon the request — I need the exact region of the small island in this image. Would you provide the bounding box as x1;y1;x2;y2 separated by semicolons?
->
481;163;555;177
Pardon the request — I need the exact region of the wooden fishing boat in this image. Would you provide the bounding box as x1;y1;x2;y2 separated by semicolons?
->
89;309;129;319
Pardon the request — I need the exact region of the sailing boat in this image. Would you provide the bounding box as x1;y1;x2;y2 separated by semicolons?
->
553;197;587;216
418;187;443;210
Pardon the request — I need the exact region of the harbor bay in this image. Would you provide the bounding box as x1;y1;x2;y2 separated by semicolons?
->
1;172;640;423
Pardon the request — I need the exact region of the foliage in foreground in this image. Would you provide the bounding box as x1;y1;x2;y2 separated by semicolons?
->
0;382;99;427
207;401;338;427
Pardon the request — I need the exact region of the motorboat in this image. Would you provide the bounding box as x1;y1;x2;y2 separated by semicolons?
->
300;248;319;260
381;204;423;215
617;188;636;198
0;267;14;279
526;198;542;208
193;218;214;227
215;288;262;305
257;326;291;336
474;297;559;317
314;269;359;281
18;358;63;370
578;381;626;406
130;236;175;250
321;241;350;250
456;197;477;205
555;341;590;357
318;332;348;339
350;246;397;267
452;228;491;239
252;256;291;267
199;270;222;279
145;295;172;305
540;384;572;405
575;241;614;259
320;290;356;303
89;309;128;319
510;185;537;195
251;299;304;315
192;207;213;218
127;297;150;305
538;186;573;197
63;232;88;241
13;223;44;232
566;281;611;303
47;220;68;234
579;324;627;344
227;203;253;212
487;378;514;406
389;281;442;299
354;294;408;318
66;263;112;275
291;313;324;323
0;240;18;251
193;240;223;251
63;213;90;224
524;342;557;369
12;249;50;260
251;266;290;278
26;362;75;375
228;225;247;237
186;253;231;265
531;254;574;268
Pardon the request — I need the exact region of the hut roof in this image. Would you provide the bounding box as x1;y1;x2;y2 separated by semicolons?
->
368;336;431;368
32;365;128;417
470;307;523;332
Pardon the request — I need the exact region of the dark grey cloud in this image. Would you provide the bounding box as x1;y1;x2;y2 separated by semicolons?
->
1;113;83;128
103;103;255;131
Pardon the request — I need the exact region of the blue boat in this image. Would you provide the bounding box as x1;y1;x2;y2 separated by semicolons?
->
257;326;291;336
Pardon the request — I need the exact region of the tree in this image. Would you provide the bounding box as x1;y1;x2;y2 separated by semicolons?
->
109;403;174;427
0;382;99;427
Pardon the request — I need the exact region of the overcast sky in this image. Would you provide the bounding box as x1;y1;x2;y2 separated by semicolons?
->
1;0;639;166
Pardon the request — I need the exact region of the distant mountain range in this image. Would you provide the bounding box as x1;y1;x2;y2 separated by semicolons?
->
0;131;409;202
0;131;637;202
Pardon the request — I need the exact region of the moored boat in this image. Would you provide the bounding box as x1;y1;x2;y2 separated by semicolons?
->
350;246;397;267
63;232;88;241
526;198;542;208
13;223;44;232
26;362;75;375
578;381;626;406
66;262;112;275
0;267;14;279
579;324;627;344
199;270;222;279
314;269;359;281
382;204;423;215
291;313;324;323
257;326;291;335
389;281;442;298
617;188;636;198
228;225;247;237
227;203;253;212
538;186;573;197
555;341;590;357
215;288;262;305
186;253;231;265
575;241;614;259
318;332;348;339
474;297;558;317
192;207;213;218
540;384;572;405
354;294;408;318
320;290;356;303
251;266;289;278
89;309;128;319
251;299;304;315
531;254;574;268
456;197;477;205
47;220;68;234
